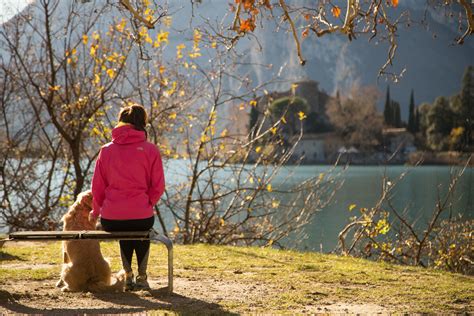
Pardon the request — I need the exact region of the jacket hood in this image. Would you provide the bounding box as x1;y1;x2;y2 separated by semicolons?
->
112;125;146;144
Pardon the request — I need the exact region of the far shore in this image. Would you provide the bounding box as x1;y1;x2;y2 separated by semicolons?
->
288;151;474;166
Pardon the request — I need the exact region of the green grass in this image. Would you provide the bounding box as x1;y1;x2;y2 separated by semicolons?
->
1;242;472;313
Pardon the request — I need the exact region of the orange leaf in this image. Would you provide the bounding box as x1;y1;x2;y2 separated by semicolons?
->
240;0;254;11
304;14;312;21
240;18;256;32
391;0;398;8
331;6;341;18
302;28;309;39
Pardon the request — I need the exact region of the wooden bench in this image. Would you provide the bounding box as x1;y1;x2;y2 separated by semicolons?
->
0;229;173;293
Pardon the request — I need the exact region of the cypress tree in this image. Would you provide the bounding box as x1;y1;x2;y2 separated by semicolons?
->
392;101;402;128
383;86;392;126
249;105;259;138
408;89;416;133
414;107;420;133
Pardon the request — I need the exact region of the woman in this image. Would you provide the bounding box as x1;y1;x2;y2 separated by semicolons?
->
90;104;165;291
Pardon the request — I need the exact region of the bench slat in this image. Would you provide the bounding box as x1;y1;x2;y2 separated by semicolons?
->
9;230;151;240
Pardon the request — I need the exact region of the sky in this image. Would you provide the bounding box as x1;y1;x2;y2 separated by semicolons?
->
0;0;31;24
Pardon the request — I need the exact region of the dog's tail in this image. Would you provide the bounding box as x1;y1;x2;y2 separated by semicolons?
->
87;269;126;292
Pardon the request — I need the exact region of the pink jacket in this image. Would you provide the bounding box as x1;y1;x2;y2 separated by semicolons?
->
91;125;165;220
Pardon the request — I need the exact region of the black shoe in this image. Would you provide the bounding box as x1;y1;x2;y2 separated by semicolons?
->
125;272;134;291
134;274;150;291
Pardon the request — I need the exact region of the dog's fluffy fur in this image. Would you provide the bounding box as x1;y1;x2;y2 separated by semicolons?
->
56;190;125;292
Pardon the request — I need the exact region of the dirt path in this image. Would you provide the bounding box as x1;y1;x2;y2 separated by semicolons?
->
0;272;389;314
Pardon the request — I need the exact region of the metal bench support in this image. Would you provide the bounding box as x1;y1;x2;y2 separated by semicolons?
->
1;229;173;293
149;229;173;293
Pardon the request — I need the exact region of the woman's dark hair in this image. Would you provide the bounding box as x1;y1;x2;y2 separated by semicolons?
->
118;104;148;135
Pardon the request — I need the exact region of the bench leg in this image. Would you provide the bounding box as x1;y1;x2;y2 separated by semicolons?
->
149;229;173;294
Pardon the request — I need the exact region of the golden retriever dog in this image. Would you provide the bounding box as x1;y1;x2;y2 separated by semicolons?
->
56;190;125;292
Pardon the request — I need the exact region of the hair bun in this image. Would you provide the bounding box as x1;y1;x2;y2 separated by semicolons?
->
118;104;148;135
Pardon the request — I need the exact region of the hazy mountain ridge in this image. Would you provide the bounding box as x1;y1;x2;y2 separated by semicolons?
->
3;0;473;121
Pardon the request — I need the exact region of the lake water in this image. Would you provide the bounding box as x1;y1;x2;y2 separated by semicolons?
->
162;161;474;251
3;159;473;252
273;165;474;252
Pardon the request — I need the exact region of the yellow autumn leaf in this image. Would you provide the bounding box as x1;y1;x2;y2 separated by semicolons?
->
255;146;262;153
168;112;177;119
270;127;277;135
90;45;97;57
116;19;127;33
156;30;169;45
93;74;100;85
176;43;186;59
139;26;148;38
271;200;280;208
189;51;202;59
200;134;209;143
220;128;228;137
49;85;60;91
92;127;101;136
298;111;307;121
348;204;357;212
250;100;257;107
106;68;115;79
281;116;287;124
194;29;202;42
267;184;273;192
376;219;390;235
220;218;225;226
82;34;88;45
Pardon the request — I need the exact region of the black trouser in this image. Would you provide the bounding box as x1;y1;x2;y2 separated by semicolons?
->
101;216;154;276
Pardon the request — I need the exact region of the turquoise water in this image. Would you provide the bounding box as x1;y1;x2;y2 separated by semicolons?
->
163;161;474;251
277;165;474;251
4;159;472;252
